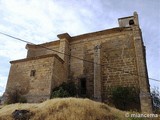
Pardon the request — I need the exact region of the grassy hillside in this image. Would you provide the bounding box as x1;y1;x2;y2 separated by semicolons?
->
0;98;158;120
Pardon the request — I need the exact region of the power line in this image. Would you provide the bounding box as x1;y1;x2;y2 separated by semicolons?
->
0;31;160;83
0;32;98;65
0;32;33;45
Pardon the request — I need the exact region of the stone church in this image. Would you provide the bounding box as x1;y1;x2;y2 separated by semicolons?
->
5;12;152;112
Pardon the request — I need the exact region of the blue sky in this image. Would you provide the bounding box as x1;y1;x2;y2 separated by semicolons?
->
0;0;160;95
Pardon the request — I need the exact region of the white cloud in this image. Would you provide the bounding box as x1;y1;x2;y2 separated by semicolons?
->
0;35;26;60
0;0;159;94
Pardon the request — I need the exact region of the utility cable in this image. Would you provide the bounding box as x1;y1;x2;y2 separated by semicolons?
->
0;31;160;82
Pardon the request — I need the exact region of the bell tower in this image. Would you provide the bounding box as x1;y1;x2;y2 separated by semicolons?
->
118;11;139;27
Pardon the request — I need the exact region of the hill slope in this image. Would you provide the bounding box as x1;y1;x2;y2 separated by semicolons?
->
0;98;140;120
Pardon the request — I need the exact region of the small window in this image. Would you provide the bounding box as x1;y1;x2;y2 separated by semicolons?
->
129;19;134;25
30;70;36;77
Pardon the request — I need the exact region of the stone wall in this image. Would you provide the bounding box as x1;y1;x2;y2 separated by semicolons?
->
69;26;151;112
69;28;138;98
132;26;152;113
6;54;64;103
26;41;60;58
101;33;139;101
51;55;66;90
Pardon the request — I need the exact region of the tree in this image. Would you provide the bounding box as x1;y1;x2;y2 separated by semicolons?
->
151;87;160;113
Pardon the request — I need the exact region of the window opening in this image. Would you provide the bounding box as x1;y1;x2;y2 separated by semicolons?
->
30;70;36;77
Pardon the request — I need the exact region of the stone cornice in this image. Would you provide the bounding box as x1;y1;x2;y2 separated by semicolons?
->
10;54;64;64
71;27;132;41
26;27;132;49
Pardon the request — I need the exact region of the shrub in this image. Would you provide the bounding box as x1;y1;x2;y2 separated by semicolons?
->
6;90;27;104
51;87;70;98
51;82;77;98
151;87;160;113
111;86;140;111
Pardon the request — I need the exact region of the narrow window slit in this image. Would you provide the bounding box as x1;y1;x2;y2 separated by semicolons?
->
30;70;36;77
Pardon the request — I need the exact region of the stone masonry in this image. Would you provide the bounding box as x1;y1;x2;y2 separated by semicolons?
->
5;12;152;113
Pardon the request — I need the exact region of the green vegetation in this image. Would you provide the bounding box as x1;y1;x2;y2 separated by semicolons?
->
51;87;70;98
151;87;160;114
111;86;140;111
51;82;77;98
5;90;27;104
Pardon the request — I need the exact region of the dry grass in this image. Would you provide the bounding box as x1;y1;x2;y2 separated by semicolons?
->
0;98;155;120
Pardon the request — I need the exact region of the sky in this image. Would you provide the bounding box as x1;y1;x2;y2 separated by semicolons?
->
0;0;160;95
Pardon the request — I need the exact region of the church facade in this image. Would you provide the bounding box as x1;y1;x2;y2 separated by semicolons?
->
5;12;152;113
